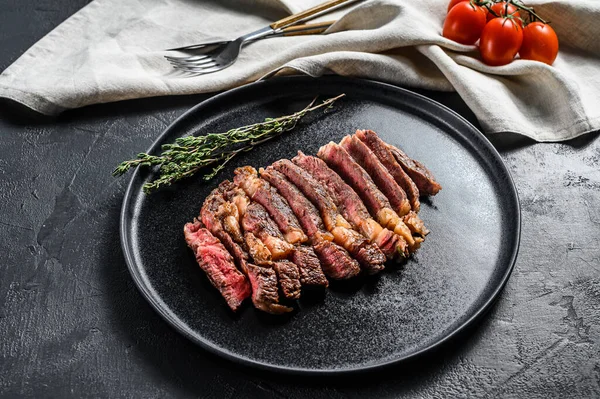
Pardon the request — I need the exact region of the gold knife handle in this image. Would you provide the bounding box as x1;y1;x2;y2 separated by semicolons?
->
270;0;353;29
281;20;335;36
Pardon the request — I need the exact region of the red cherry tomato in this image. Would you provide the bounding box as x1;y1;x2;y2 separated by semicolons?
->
448;0;489;17
519;22;559;65
479;17;523;66
487;2;521;25
448;0;467;12
443;2;487;45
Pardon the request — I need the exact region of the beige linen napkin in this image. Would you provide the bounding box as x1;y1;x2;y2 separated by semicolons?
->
0;0;599;141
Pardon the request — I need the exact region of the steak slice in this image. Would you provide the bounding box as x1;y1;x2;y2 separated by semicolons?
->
386;143;442;196
328;224;385;274
201;187;249;274
319;141;392;215
220;181;251;222
318;142;419;251
273;260;302;300
343;134;428;237
355;129;421;212
264;164;385;274
224;179;325;286
184;221;251;311
242;202;294;260
244;231;272;266
198;189;294;312
313;239;361;279
208;183;297;311
241;167;354;280
403;210;429;237
269;160;339;232
292;152;406;258
290;246;329;288
219;201;245;244
261;167;366;279
246;264;293;314
220;181;279;258
291;153;369;227
341;134;411;216
260;166;325;238
234;166;307;245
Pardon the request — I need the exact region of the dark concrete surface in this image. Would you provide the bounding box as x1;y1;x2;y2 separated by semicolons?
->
1;1;599;398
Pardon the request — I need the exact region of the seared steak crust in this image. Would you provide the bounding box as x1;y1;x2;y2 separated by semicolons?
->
234;166;307;245
247;264;293;314
292;152;406;258
313;239;361;280
341;135;411;216
319;142;392;216
260;167;324;238
262;165;365;277
267;162;385;274
343;134;428;238
244;231;272;266
292;152;369;225
355;129;421;212
318;143;417;251
198;190;292;312
225;177;327;287
270;160;339;232
386;143;442;195
290;246;329;287
242;202;294;261
200;187;249;273
273;260;302;300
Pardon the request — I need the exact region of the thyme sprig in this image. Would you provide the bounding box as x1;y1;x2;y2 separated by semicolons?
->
113;94;345;193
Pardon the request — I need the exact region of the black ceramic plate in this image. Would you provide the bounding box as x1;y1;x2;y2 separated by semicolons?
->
120;76;520;374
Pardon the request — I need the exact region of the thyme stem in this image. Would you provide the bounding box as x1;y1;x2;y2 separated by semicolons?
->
113;94;345;193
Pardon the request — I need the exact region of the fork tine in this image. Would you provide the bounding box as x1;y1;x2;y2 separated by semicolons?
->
165;40;228;52
166;58;190;68
176;62;220;72
183;66;225;75
164;54;211;63
168;60;217;70
164;52;209;60
167;36;239;74
168;57;216;67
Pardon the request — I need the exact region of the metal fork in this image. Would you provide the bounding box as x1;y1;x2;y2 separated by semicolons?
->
165;21;335;74
165;0;360;74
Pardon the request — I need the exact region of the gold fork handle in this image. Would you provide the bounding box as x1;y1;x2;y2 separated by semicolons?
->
281;20;335;36
270;0;355;29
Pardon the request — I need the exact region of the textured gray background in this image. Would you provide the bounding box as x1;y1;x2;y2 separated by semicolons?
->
1;1;599;398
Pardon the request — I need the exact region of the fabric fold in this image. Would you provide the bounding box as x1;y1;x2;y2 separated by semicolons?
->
0;0;599;141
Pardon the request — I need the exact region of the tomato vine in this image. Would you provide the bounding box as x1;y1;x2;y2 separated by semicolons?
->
443;0;558;66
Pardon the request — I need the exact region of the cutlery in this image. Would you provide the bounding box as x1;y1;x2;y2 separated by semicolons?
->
166;0;360;74
166;21;334;54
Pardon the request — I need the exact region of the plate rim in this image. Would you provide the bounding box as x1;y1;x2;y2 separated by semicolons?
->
119;76;521;375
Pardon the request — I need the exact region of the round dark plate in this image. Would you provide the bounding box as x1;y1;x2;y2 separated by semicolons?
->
120;76;520;375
